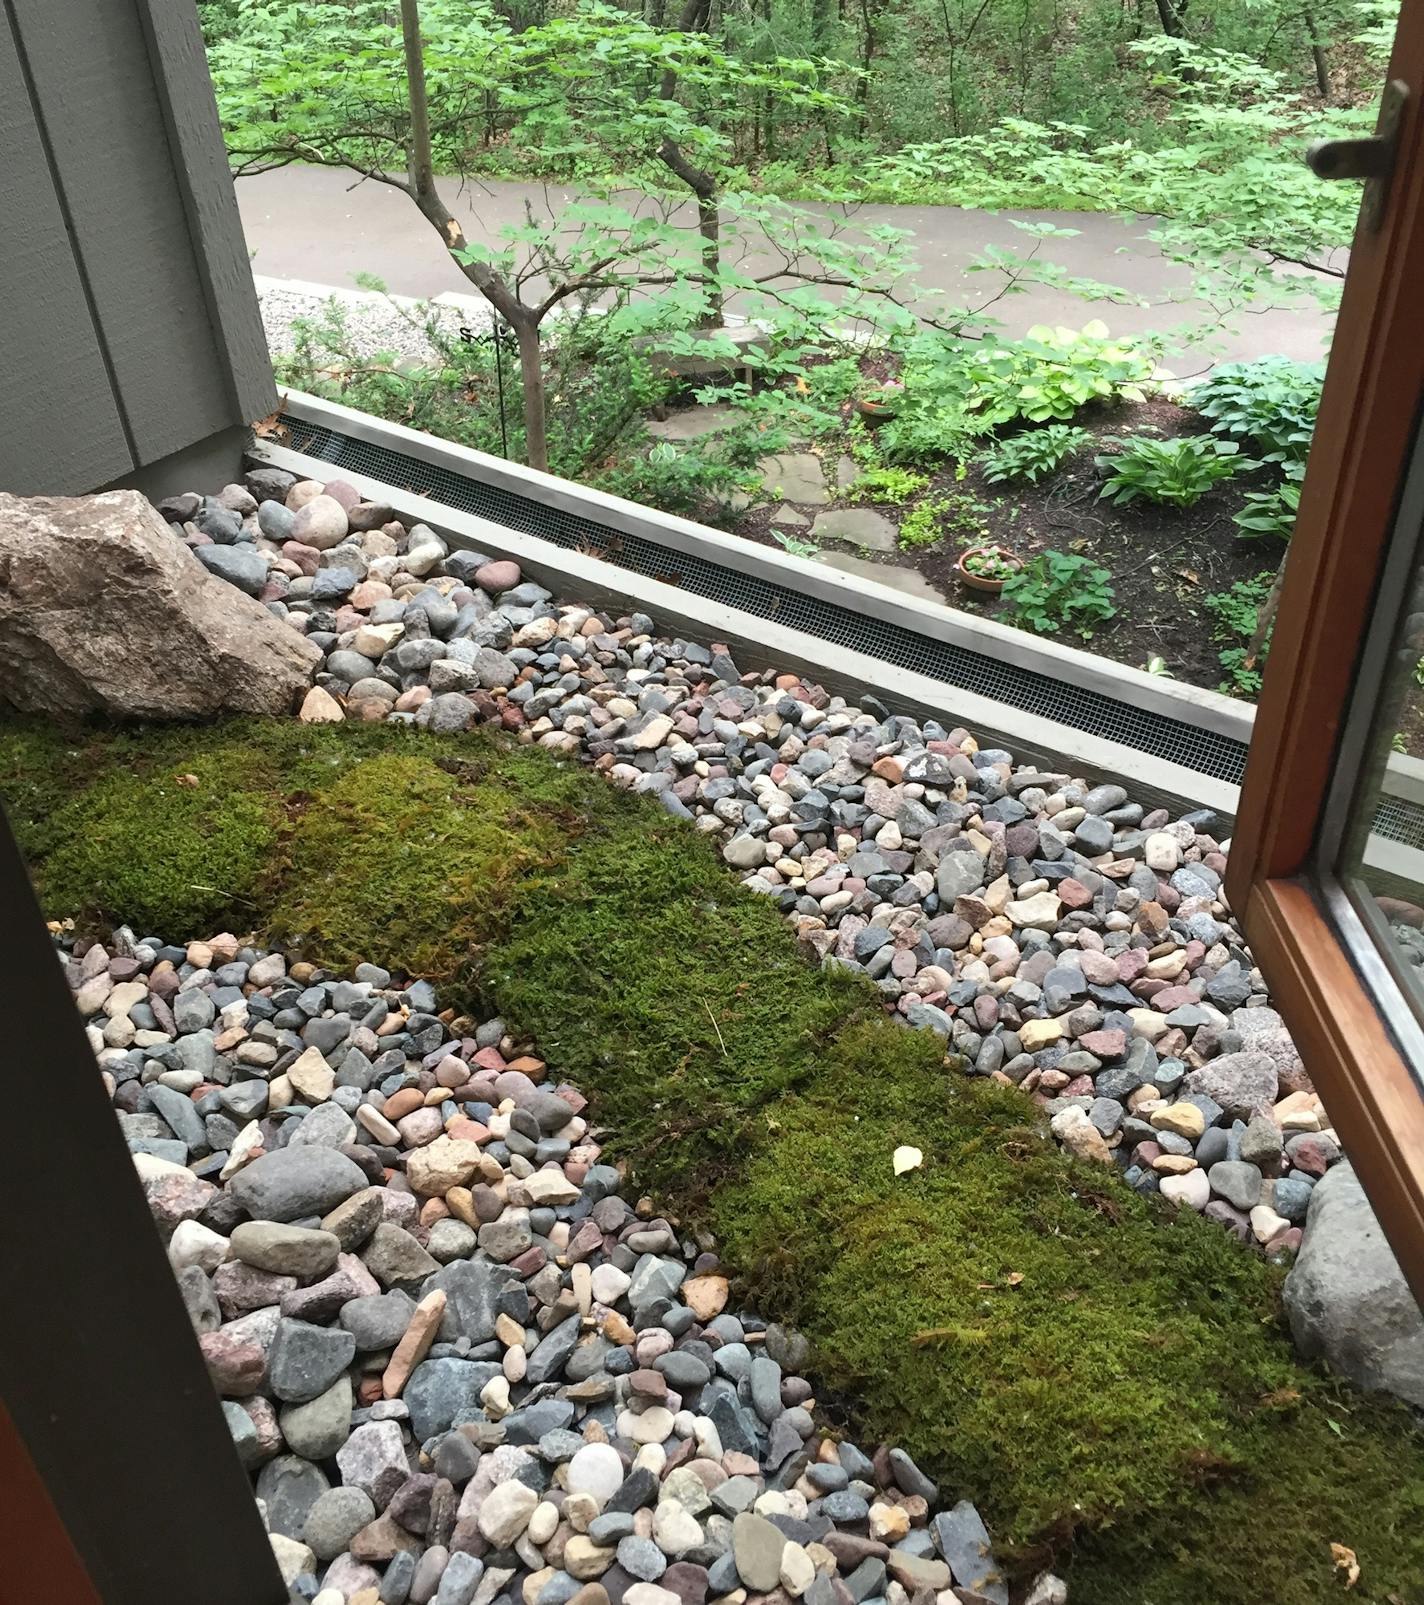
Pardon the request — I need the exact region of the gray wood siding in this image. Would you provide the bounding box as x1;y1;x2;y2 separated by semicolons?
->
0;0;275;495
0;6;132;493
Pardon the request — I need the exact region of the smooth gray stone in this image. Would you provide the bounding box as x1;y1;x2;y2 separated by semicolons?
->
268;1318;356;1404
255;1453;330;1539
1285;1162;1424;1407
228;1145;368;1222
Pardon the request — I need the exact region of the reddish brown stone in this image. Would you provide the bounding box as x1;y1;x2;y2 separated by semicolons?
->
198;1330;266;1396
1077;1028;1127;1060
1116;949;1149;982
1057;878;1094;910
383;1087;424;1122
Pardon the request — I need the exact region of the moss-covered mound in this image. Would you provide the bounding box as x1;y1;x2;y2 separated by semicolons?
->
4;715;1423;1603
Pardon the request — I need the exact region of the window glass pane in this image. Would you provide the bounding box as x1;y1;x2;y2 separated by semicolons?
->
1332;430;1424;1022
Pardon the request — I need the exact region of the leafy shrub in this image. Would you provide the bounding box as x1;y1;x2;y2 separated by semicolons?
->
1189;357;1324;465
1003;550;1116;638
878;406;982;467
848;466;929;503
277;290;663;480
598;430;764;518
956;322;1154;427
980;424;1091;484
1097;434;1245;508
1205;571;1276;696
1234;480;1301;540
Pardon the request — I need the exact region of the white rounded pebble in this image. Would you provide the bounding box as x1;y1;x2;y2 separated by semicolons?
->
481;1375;511;1418
1159;1170;1211;1211
528;1502;560;1546
567;1442;626;1507
622;1405;675;1444
653;1500;704;1556
780;1542;816;1597
591;1263;632;1305
1250;1203;1292;1243
167;1219;230;1272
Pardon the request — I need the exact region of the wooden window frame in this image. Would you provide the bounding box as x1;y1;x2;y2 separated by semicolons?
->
1227;10;1424;1302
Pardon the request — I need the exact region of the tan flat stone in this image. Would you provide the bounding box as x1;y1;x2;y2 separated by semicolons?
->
288;1045;335;1103
382;1289;446;1398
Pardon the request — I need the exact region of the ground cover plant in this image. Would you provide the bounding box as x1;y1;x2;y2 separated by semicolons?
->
6;711;1424;1602
1002;549;1116;638
1206;571;1277;697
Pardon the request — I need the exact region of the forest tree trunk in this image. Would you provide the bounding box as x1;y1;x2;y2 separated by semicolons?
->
514;316;549;474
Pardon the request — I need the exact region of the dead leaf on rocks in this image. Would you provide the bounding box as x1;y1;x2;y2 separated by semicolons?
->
175;773;200;788
251;403;289;443
1330;1543;1359;1589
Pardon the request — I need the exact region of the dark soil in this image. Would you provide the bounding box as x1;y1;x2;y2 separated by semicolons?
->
731;397;1287;697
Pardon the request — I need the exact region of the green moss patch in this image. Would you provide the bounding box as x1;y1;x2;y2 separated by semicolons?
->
708;1029;1424;1599
1;719;615;972
271;750;592;987
485;813;872;1189
4;714;1423;1601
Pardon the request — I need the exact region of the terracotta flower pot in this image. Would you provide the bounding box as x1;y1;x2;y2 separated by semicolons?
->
854;395;899;422
957;545;1023;595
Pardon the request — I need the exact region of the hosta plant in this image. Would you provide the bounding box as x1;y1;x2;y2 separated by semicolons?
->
979;424;1091;484
1097;434;1246;508
1189;357;1323;466
1233;479;1301;541
957;322;1155;428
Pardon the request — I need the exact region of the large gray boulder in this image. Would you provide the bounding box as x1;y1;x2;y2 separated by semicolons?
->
1283;1162;1424;1406
0;489;318;718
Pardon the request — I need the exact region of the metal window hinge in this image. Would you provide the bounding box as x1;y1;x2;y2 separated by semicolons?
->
1307;79;1409;233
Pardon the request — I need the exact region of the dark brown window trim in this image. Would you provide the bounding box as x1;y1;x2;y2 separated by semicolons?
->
1229;9;1424;1302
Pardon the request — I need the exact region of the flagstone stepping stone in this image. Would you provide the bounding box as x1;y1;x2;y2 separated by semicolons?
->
645;405;739;442
810;508;898;552
759;453;829;505
817;549;948;603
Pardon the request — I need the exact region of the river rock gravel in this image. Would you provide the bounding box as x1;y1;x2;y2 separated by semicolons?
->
150;468;1344;1260
71;924;1051;1605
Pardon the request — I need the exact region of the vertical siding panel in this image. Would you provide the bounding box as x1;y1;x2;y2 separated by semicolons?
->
9;0;236;463
0;7;132;492
137;0;276;426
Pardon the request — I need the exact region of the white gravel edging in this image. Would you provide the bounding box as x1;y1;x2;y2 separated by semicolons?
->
253;274;494;364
